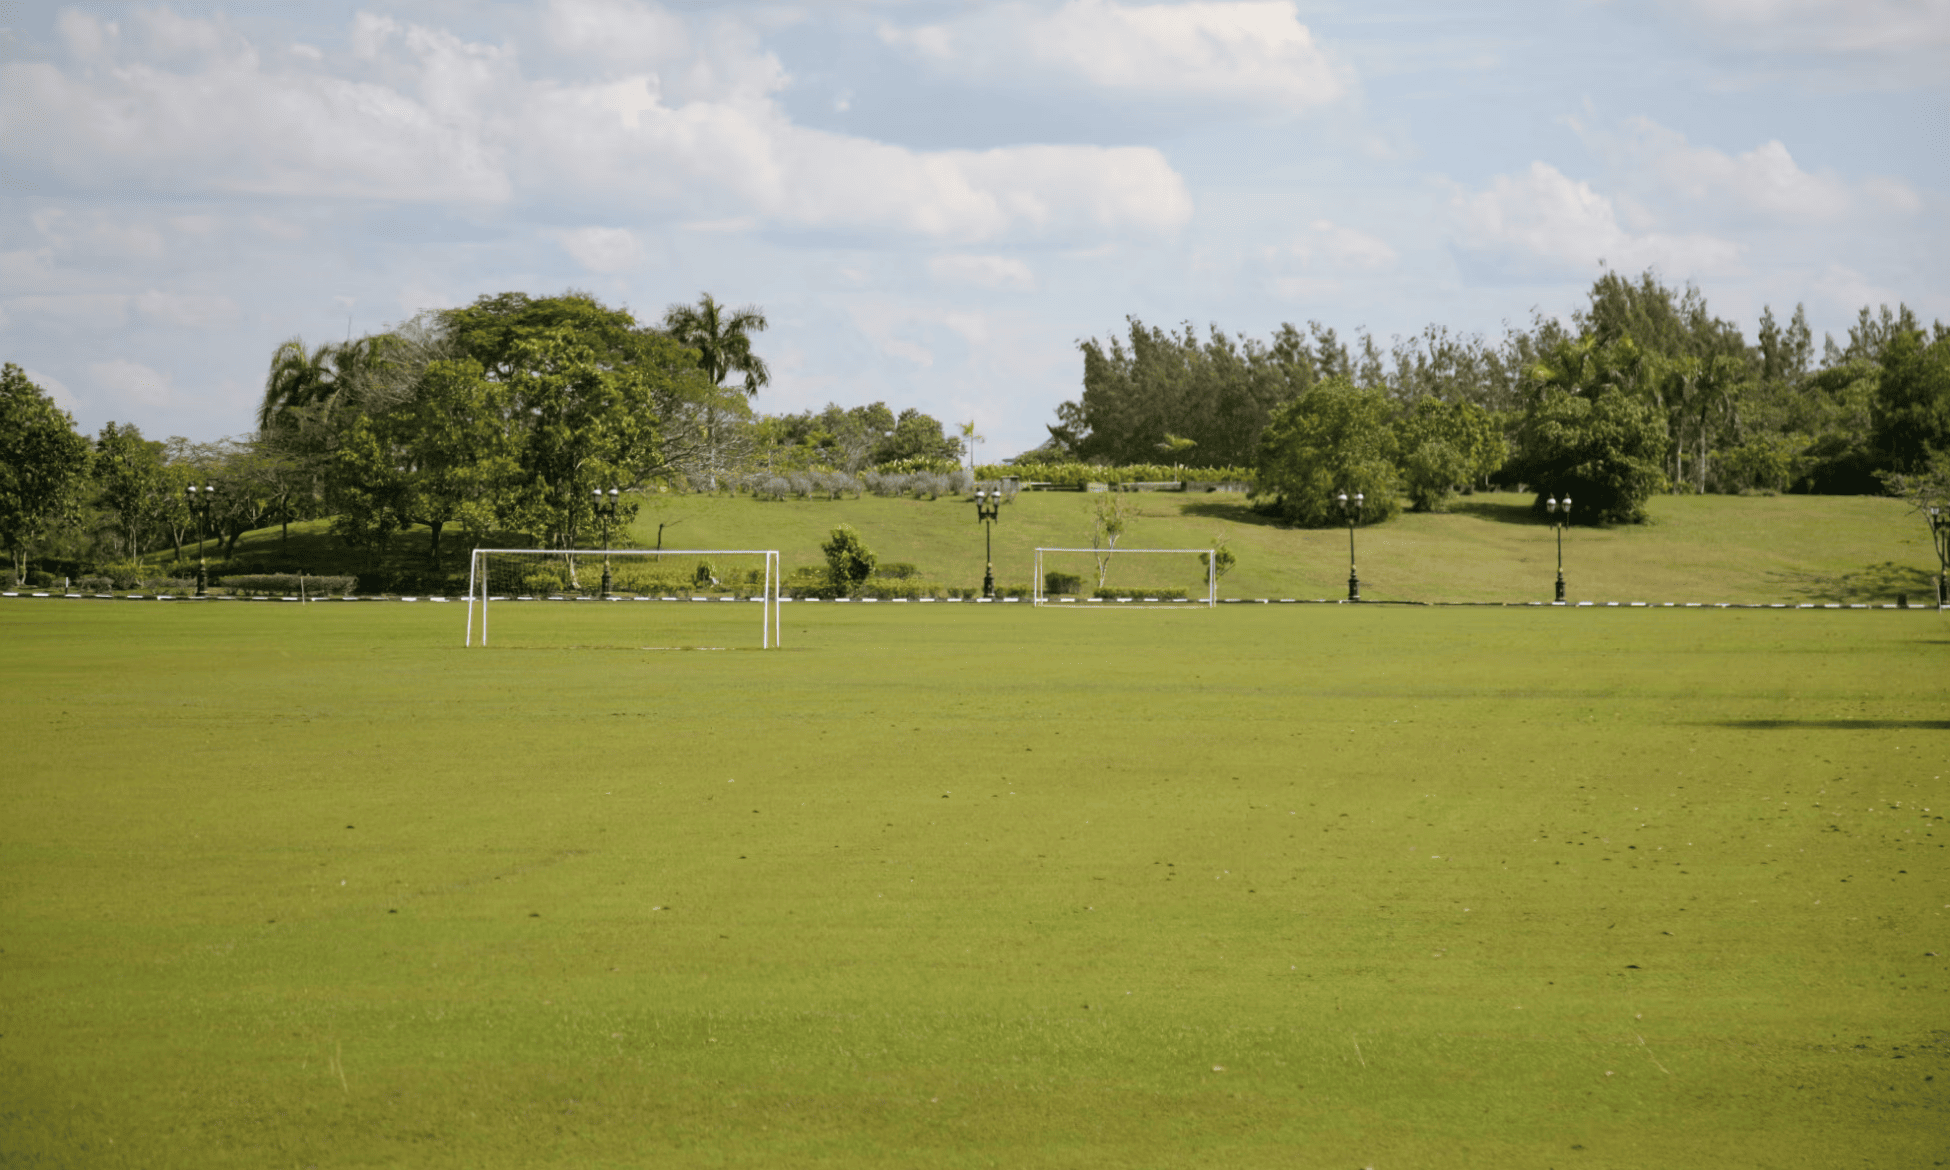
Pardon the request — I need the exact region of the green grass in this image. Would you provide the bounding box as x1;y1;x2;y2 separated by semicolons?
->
2;601;1946;1168
216;490;1941;605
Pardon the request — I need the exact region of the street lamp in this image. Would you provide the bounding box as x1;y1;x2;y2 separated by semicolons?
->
185;482;217;597
973;488;1001;599
592;487;620;597
1930;505;1948;608
1336;490;1364;601
1546;493;1572;603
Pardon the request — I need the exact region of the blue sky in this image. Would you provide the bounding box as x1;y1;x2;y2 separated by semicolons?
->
3;0;1945;460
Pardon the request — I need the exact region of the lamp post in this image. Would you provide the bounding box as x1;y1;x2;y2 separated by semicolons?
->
1547;493;1572;603
973;488;1001;599
592;487;619;597
1335;490;1364;601
1930;504;1948;608
185;482;217;597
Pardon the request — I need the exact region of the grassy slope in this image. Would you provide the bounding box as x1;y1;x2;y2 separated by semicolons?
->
1;601;1945;1168
220;490;1939;605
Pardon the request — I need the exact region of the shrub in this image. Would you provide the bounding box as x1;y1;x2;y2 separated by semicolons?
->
822;524;876;592
1093;586;1187;600
221;574;358;597
1044;571;1083;595
76;575;114;591
873;563;920;580
26;570;56;588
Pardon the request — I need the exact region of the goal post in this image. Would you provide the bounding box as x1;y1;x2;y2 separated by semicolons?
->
1032;547;1217;607
466;548;781;648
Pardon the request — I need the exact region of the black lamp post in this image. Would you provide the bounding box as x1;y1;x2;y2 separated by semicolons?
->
185;482;217;597
1336;489;1363;601
592;487;619;597
1547;493;1572;603
1930;504;1948;608
973;487;1001;599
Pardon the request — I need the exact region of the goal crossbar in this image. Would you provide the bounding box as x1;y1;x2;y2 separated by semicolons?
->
466;548;781;648
1033;547;1217;607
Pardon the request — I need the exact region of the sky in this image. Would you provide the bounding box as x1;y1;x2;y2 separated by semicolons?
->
2;0;1946;460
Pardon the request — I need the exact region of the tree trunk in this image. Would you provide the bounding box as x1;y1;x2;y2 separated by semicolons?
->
428;521;444;571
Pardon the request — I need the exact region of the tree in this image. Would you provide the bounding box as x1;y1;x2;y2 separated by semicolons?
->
1871;325;1950;474
822;523;876;593
1252;378;1402;527
662;293;771;396
1089;492;1133;589
1198;530;1236;583
327;358;522;574
1512;390;1669;524
93;421;171;559
1397;397;1505;511
0;364;92;584
1061;319;1317;466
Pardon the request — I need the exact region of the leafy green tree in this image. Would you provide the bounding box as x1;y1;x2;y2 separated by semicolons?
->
1252;377;1402;527
1198;530;1236;582
0;364;92;584
1397;397;1505;511
93;421;171;558
1062;319;1320;466
328;359;522;572
1870;326;1950;474
505;330;664;552
1512;390;1669;524
822;523;876;592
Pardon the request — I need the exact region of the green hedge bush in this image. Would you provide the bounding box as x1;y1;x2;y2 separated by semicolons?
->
974;462;1254;488
222;574;358;597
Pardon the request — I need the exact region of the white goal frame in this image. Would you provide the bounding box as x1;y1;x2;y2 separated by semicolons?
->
466;548;781;648
1032;547;1217;608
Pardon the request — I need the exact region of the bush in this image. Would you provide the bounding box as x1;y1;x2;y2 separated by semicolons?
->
25;570;56;588
873;562;920;580
822;524;876;592
1093;587;1188;600
76;575;114;592
1044;571;1083;595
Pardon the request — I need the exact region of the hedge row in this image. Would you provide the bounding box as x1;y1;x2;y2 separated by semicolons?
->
973;462;1254;488
221;574;358;597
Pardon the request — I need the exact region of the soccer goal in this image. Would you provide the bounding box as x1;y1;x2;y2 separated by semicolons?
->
466;549;781;649
1032;547;1218;608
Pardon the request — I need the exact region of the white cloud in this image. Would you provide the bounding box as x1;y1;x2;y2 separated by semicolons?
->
556;226;646;273
883;0;1347;109
1588;117;1917;225
134;291;240;329
1650;0;1950;56
1449;161;1742;283
2;7;1193;246
90;359;174;406
1292;220;1397;271
4;11;514;203
929;254;1037;291
5;293;132;328
23;369;80;414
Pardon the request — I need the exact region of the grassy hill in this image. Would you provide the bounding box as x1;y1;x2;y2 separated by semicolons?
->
214;489;1940;605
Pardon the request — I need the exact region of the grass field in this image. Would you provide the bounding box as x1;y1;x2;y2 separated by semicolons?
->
2;600;1946;1168
219;489;1944;606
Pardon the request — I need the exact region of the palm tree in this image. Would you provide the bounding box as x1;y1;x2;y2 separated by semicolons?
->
257;336;340;433
662;293;770;396
662;294;769;486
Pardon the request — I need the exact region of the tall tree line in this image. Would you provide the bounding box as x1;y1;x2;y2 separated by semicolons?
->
1044;271;1950;523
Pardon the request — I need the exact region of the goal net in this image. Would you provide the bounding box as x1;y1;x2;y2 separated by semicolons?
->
1032;547;1217;607
466;549;781;649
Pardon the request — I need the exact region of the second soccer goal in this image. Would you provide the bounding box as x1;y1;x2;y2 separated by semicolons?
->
1032;547;1218;607
466;548;782;648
